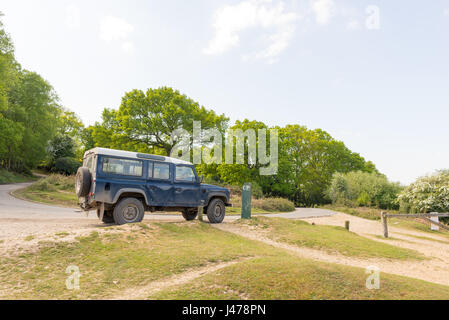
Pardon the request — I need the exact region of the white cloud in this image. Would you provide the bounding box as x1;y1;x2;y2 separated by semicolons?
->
203;0;298;62
99;15;134;43
99;16;135;54
66;5;81;30
311;0;336;25
444;8;449;16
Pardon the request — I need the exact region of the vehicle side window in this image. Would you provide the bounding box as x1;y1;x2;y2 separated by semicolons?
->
153;162;170;180
102;157;143;176
175;166;196;182
148;162;153;178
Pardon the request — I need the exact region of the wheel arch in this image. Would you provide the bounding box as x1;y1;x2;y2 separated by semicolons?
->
112;188;149;206
205;193;228;207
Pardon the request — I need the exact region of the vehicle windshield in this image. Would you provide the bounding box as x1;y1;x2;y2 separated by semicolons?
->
175;166;196;182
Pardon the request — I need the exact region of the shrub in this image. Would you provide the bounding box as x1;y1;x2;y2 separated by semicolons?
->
53;157;81;175
327;171;402;210
398;170;449;214
30;174;75;192
250;182;264;199
253;197;295;212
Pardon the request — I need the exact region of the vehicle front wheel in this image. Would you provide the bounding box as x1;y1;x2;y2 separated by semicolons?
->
182;209;198;221
206;199;226;224
113;198;145;225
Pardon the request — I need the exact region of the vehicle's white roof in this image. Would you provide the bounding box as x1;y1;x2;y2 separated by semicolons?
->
84;148;192;165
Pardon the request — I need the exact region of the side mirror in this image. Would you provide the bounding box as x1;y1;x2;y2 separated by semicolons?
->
200;175;204;183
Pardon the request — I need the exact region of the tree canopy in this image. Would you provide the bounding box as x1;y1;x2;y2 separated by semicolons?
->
89;87;228;155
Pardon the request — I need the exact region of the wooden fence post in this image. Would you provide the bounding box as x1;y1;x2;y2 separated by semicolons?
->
198;206;203;222
381;211;389;238
430;212;439;231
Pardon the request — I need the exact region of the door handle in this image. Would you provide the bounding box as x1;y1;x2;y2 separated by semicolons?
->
175;188;182;193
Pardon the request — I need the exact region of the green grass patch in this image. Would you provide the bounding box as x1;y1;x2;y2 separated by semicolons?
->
24;235;35;242
151;255;449;300
237;217;424;260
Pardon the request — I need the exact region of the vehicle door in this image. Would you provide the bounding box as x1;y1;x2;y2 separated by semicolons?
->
146;161;174;206
173;165;200;207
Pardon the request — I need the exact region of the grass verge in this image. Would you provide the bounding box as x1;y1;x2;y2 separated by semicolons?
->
12;174;78;207
0;169;36;184
236;217;424;260
150;254;449;300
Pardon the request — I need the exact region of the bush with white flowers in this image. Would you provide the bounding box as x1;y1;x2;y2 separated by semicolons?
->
398;170;449;213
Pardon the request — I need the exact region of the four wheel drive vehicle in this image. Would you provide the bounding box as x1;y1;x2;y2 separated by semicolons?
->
76;148;232;225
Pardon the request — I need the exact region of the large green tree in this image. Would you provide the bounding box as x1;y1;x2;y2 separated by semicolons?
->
92;87;229;155
274;125;376;206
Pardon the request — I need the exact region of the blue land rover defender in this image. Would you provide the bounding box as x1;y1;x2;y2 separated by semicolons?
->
76;148;231;225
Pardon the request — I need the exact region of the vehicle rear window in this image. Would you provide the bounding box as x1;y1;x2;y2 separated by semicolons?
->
102;157;143;176
175;166;196;182
153;162;170;180
85;157;94;171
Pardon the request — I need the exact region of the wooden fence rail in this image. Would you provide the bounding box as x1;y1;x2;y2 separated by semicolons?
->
381;212;449;238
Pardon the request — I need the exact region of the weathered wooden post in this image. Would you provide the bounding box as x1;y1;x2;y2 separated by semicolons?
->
241;183;252;219
198;206;203;222
430;212;439;231
345;221;350;231
381;211;389;238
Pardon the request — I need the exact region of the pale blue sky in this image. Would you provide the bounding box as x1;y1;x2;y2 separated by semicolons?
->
2;0;449;184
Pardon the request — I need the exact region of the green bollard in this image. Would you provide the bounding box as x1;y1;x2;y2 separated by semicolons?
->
241;183;252;219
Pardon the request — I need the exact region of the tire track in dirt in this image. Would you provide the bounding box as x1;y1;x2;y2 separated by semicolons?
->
108;257;254;300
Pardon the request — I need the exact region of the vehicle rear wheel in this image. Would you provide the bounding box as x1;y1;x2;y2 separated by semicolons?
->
206;199;225;224
113;198;145;225
97;209;115;224
182;209;198;221
75;167;91;197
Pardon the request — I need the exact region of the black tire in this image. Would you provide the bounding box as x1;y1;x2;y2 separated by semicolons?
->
113;198;145;225
75;167;91;197
97;209;115;224
206;198;226;224
182;209;198;221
